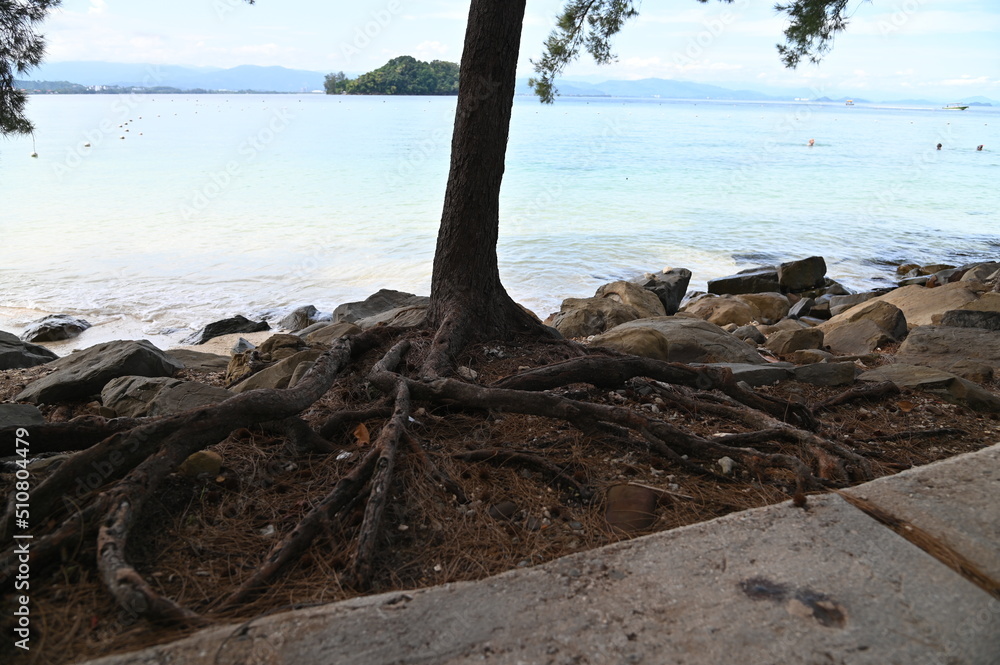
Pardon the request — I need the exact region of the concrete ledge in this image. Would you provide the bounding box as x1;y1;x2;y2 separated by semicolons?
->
845;441;1000;582
79;489;1000;665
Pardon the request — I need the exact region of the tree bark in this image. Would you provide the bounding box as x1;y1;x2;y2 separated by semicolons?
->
426;0;541;369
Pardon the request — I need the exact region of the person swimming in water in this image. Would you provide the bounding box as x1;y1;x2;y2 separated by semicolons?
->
936;143;942;150
808;139;815;147
977;145;984;151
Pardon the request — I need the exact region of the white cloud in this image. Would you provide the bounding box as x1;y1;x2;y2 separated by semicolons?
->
939;75;992;87
88;0;108;15
414;40;449;61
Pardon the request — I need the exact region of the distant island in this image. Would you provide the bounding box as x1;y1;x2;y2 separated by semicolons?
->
325;56;459;96
15;80;280;95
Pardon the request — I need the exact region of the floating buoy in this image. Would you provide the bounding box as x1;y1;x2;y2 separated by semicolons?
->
84;142;91;147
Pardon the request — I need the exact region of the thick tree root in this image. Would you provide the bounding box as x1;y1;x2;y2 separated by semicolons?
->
812;380;900;412
495;356;819;430
347;381;410;590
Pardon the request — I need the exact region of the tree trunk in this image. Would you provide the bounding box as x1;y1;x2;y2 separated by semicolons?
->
426;0;541;361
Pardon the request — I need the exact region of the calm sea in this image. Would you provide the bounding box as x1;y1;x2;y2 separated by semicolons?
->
1;93;997;346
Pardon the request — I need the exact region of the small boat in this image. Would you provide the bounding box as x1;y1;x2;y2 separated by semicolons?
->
943;104;969;110
845;99;854;106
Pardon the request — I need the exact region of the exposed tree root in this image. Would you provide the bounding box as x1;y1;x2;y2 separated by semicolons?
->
1;326;931;637
812;380;900;412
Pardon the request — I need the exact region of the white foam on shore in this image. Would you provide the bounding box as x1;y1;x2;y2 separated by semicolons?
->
0;306;247;357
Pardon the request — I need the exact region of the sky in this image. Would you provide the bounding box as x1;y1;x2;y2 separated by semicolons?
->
38;0;1000;100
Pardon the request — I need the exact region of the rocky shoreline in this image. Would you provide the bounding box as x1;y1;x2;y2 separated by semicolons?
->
2;255;999;430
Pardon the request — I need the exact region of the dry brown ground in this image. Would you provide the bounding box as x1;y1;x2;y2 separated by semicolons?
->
1;339;997;664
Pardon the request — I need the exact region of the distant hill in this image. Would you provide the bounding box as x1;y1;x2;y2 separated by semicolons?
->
516;77;784;101
28;62;331;93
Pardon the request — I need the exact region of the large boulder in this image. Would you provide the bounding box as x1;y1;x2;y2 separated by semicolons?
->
680;295;759;327
305;322;364;345
258;334;309;361
15;340;182;404
102;375;233;418
895;325;1000;383
279;305;329;332
164;349;230;372
707;267;779;296
734;293;790;324
0;404;45;429
777;256;827;293
820;300;908;342
592;317;766;365
635;268;691;315
231;349;324;393
764;328;824;356
333;290;429;324
596;281;666;318
549;298;640;338
960;262;1000;284
183;315;270;345
356;304;428;329
20;314;91;343
939;310;1000;332
823;320;896;356
0;330;59;370
867;283;981;330
828;292;887;318
859;364;1000;413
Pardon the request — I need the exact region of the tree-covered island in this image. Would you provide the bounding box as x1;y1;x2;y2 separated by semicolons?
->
324;56;459;95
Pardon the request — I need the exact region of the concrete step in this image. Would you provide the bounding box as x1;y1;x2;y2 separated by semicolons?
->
79;445;1000;665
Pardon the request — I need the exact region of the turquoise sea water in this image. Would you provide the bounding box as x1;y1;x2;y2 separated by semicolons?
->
1;93;998;342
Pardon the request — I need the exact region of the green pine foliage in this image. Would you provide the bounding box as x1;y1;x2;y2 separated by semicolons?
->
1;0;62;135
325;56;460;96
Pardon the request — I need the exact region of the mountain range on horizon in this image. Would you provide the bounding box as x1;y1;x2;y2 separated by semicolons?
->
22;61;998;106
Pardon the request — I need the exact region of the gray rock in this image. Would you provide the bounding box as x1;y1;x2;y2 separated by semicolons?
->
148;382;234;416
596;281;666;318
859;364;1000;412
939;309;1000;331
305;322;364;345
231;337;256;354
0;330;59;370
695;362;793;386
231;349;324;393
959;261;1000;284
707;267;779;296
793;362;857;387
102;375;232;417
0;403;45;429
822;320;894;356
279;305;326;332
828;292;886;317
733;293;789;324
681;295;759;327
333;289;429;324
356;304;428;329
165;349;230;372
592;317;766;365
636;268;691;315
787;297;815;319
777;256;827;293
789;349;835;364
20;314;91;342
732;325;765;345
549;298;641;338
895;325;1000;383
183;315;270;345
15;340;182;404
765;328;824;356
101;376;182;418
873;283;981;329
